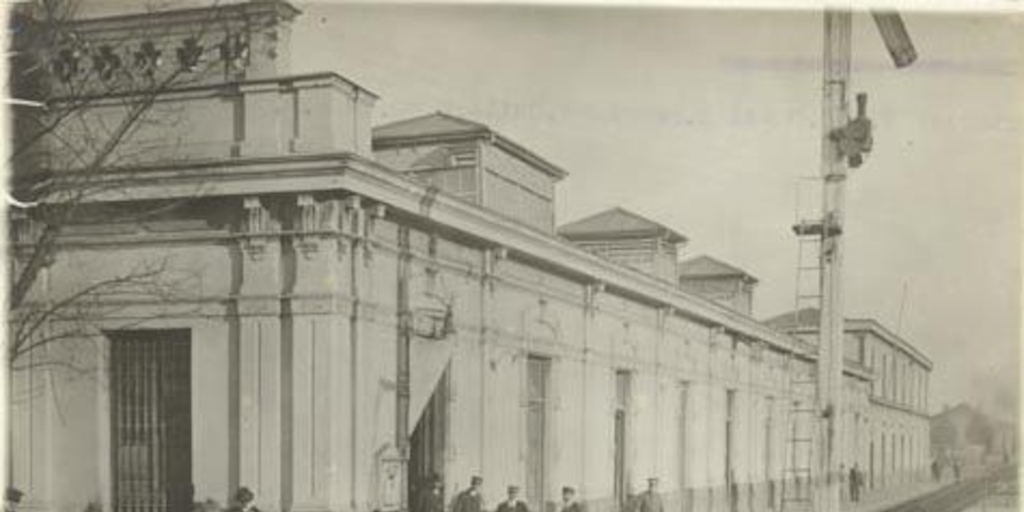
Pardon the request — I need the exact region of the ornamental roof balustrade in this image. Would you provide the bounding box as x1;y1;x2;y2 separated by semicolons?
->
12;1;301;101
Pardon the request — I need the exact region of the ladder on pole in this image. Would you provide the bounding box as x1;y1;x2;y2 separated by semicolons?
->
780;352;818;512
792;175;828;327
781;176;829;512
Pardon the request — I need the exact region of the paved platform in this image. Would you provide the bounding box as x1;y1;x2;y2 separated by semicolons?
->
840;465;1005;512
840;479;947;512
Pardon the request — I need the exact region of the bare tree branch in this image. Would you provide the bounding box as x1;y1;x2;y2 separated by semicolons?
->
7;0;247;375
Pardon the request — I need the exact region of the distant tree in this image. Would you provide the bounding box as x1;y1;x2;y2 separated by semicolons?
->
966;412;995;453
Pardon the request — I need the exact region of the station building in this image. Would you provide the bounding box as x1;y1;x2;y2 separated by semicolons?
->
766;309;934;489
7;3;932;512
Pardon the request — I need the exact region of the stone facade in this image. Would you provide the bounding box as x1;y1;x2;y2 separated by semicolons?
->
766;313;934;491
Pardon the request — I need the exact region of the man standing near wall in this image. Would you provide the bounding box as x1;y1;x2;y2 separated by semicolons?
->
636;478;663;512
496;486;530;512
560;487;583;512
849;464;862;503
4;488;23;512
415;475;445;512
226;487;261;512
454;477;484;512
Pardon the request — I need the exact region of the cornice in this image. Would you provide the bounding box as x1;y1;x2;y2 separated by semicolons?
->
57;151;811;358
846;318;933;370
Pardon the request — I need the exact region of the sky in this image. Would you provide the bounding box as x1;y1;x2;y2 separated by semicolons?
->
75;1;1024;417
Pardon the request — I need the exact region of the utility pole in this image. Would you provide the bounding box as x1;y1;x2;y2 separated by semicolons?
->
810;7;916;512
815;9;851;512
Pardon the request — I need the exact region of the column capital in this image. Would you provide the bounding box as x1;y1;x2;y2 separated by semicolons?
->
241;196;280;261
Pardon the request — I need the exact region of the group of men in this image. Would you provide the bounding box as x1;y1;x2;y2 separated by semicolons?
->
419;476;665;512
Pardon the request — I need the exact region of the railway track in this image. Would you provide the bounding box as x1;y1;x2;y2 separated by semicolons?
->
881;466;1017;512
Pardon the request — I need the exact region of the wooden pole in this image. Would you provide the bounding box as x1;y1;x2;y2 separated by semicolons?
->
816;7;851;512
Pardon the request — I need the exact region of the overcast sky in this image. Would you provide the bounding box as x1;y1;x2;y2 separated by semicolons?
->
284;4;1022;416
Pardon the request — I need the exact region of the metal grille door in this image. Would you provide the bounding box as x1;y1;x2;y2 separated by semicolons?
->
614;370;632;512
526;356;551;511
110;330;192;512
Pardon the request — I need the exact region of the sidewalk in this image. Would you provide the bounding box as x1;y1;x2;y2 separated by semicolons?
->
840;479;947;512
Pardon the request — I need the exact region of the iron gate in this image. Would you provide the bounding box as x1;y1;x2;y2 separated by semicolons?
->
109;330;192;512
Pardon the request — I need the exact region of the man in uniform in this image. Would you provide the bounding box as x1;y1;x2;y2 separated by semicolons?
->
453;476;484;512
5;487;23;512
495;486;529;512
849;463;862;503
636;478;663;512
414;475;444;512
560;486;583;512
227;486;260;512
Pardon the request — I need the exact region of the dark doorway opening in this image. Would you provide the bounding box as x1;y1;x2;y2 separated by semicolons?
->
526;356;551;511
109;329;192;512
409;367;450;512
679;382;690;512
614;370;632;512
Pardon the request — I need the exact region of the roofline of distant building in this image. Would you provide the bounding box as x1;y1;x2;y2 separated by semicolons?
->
679;273;759;285
557;207;688;244
560;228;688;244
678;255;758;283
847;317;933;370
783;317;933;370
373;125;569;180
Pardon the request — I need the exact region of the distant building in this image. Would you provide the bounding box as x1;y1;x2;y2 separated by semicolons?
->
678;256;758;315
766;308;933;489
558;207;687;283
373;112;567;233
931;403;1016;466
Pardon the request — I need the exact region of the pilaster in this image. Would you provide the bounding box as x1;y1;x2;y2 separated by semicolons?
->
289;194;346;512
343;196;372;512
237;196;284;511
